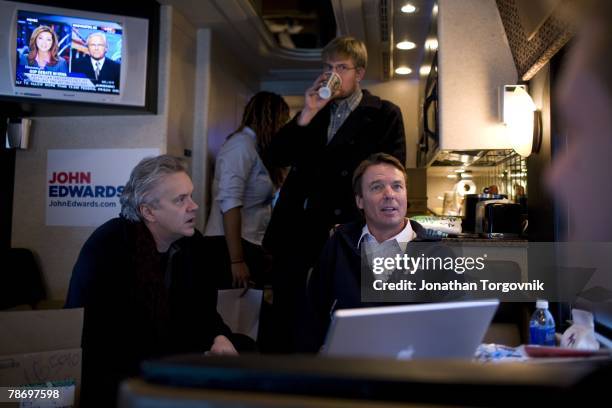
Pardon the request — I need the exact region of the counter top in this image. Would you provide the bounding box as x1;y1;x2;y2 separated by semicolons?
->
443;236;528;246
132;354;612;406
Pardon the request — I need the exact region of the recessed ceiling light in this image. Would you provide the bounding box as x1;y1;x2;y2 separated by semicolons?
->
401;3;417;13
425;38;438;51
419;65;431;76
396;41;416;50
395;66;412;75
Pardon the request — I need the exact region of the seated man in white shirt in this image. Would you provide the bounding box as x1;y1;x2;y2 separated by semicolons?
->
302;153;452;352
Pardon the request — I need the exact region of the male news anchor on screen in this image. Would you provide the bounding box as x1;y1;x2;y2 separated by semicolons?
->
71;31;120;87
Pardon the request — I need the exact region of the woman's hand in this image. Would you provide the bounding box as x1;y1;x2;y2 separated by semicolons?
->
231;261;251;288
208;335;238;356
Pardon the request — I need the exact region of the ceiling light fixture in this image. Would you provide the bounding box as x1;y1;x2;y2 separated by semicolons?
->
425;38;438;51
419;65;431;76
396;41;416;50
401;3;417;13
395;66;412;75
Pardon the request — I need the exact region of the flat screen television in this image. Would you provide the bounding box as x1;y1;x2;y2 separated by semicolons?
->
0;1;149;107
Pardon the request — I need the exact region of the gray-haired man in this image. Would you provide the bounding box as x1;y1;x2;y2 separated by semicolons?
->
66;155;236;406
71;31;121;87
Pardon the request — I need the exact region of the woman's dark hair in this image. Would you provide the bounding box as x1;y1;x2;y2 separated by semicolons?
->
230;91;290;187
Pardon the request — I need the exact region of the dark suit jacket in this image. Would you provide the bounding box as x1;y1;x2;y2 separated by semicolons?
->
71;56;120;86
302;219;470;351
65;217;231;405
263;89;406;263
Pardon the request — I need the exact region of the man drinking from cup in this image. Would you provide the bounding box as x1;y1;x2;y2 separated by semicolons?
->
263;35;406;352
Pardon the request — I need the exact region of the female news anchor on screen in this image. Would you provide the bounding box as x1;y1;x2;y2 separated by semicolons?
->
18;25;68;73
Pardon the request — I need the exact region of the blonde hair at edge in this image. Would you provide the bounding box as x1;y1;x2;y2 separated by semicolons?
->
322;36;368;69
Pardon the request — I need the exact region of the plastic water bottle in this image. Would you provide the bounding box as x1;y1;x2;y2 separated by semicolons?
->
529;299;556;346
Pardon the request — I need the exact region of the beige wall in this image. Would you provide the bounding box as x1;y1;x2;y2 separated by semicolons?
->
206;34;259;159
195;31;259;227
10;6;202;301
166;9;197;160
363;79;420;169
427;173;458;214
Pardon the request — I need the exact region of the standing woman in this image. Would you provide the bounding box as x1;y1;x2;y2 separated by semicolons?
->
204;92;290;288
19;25;68;73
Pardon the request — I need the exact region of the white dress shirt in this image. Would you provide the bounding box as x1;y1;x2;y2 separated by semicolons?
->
91;57;105;74
204;127;275;246
327;87;363;143
358;219;417;282
358;218;416;250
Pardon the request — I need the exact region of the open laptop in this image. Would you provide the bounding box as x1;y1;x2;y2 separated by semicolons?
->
322;300;499;359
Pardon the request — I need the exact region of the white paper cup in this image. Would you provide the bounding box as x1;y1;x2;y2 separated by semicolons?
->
318;72;342;99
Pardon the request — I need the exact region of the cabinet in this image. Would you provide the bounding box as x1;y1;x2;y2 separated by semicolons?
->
418;0;518;167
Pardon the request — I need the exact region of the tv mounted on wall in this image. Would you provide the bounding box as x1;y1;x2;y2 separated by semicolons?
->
0;1;149;107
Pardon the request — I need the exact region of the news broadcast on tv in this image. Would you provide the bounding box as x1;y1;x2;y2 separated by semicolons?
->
15;10;123;94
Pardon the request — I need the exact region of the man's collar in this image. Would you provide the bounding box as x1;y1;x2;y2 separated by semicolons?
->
91;57;106;66
357;224;372;248
357;218;416;250
333;86;363;109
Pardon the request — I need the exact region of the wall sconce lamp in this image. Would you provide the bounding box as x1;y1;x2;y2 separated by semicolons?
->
503;85;542;157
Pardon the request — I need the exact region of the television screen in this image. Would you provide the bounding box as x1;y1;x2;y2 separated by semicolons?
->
16;10;123;95
0;1;150;107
